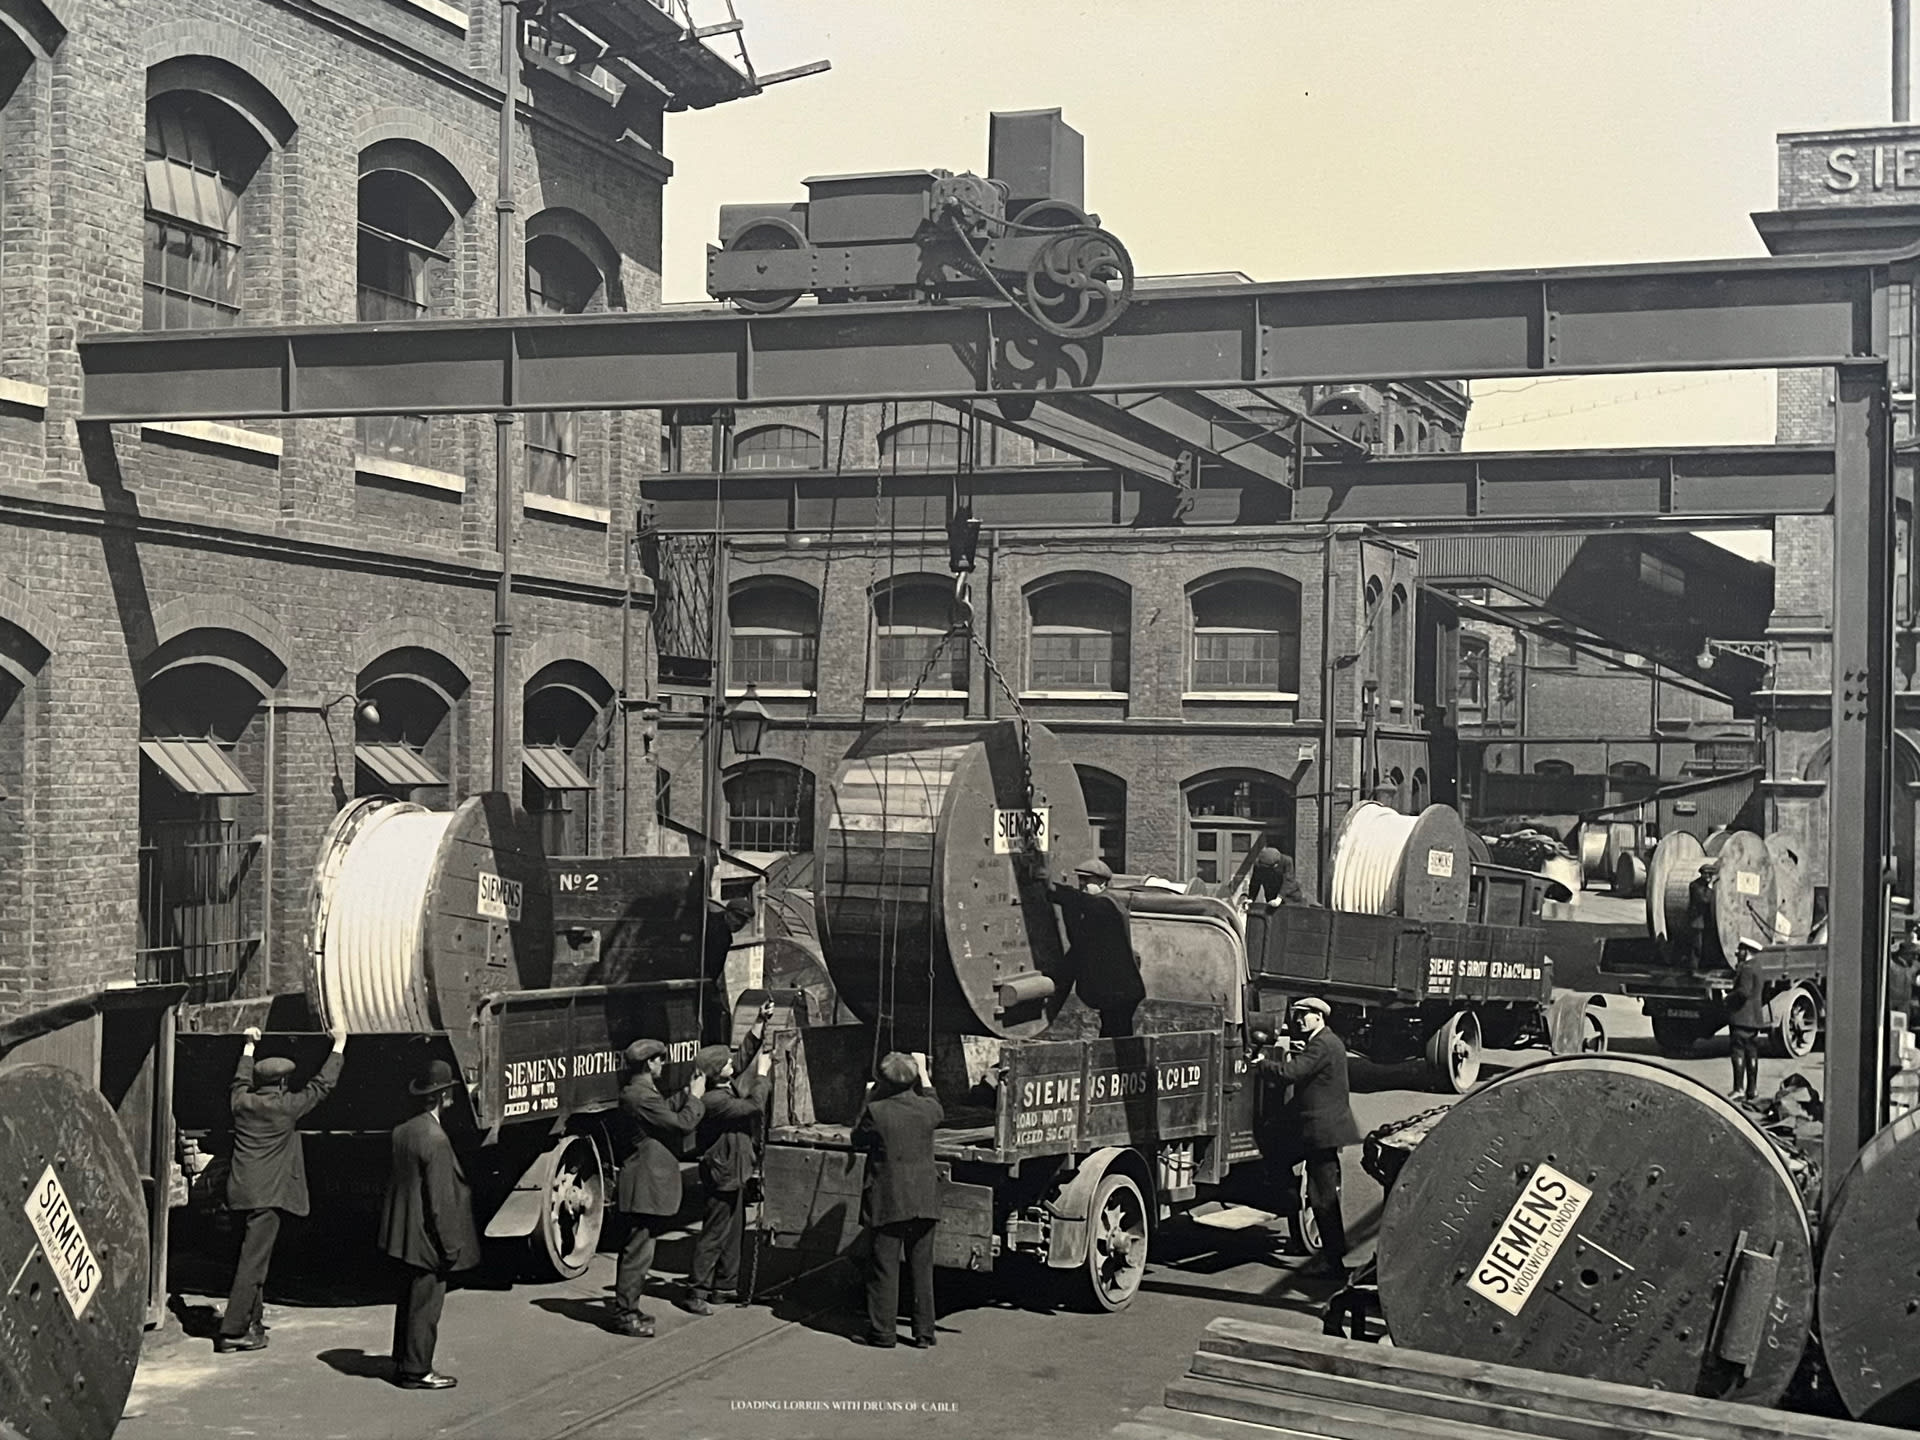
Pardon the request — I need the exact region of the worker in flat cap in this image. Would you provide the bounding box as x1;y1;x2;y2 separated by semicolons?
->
611;1037;707;1337
1254;997;1361;1279
852;1050;944;1348
379;1057;480;1390
681;997;778;1315
1727;936;1768;1102
1249;842;1308;907
215;1014;348;1353
1684;859;1719;967
1060;858;1145;1038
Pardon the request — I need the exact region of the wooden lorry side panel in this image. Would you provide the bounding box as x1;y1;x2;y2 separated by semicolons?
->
760;1145;994;1267
1422;922;1552;1004
476;983;706;1131
1001;1028;1222;1159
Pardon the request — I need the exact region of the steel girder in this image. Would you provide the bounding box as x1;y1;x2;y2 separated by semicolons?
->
71;242;1906;1197
76;248;1893;423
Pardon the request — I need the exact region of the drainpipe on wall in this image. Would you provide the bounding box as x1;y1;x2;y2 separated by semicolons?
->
1318;528;1338;902
489;0;521;794
1898;0;1912;122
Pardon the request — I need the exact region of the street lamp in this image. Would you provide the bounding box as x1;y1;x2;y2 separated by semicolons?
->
726;684;770;758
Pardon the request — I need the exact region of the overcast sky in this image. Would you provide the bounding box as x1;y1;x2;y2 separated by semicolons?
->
658;2;1903;557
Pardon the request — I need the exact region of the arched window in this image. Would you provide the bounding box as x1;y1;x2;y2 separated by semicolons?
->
1411;767;1430;811
1363;576;1385;694
730;578;818;691
1389;585;1408;706
523;659;611;857
872;577;965;693
733;424;823;471
354;648;468;807
0;616;49;999
1076;766;1127;874
357;144;471;469
725;761;815;854
879;419;966;472
1189;574;1301;694
1608;760;1653;779
524;233;604;500
1184;771;1292;885
137;628;284;995
1028;578;1129;693
144;90;267;329
1532;758;1575;778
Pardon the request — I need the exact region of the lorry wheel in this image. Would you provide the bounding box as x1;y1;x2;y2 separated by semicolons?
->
1424;1010;1482;1094
1084;1172;1149;1312
1770;986;1820;1059
1650;1015;1703;1057
533;1134;605;1281
1582;1007;1608;1054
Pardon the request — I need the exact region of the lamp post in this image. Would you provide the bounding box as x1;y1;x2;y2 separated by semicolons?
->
702;683;771;861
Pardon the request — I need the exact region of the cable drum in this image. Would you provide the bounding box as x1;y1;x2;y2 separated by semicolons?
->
1330;803;1472;921
1577;825;1610;883
306;793;552;1036
1646;830;1706;943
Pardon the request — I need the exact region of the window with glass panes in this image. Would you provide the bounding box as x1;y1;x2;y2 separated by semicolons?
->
1190;578;1299;692
730;582;818;690
726;763;815;852
1185;774;1291;885
1076;767;1127;873
879;420;965;471
524;235;602;499
873;581;966;691
144;94;259;331
357;171;455;468
1029;582;1129;692
1457;635;1488;710
733;425;823;471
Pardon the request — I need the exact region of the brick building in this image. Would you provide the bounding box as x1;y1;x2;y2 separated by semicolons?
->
1754;125;1920;898
642;377;1470;898
0;0;769;1019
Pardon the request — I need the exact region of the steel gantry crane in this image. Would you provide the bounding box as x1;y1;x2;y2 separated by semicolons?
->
76;242;1907;1196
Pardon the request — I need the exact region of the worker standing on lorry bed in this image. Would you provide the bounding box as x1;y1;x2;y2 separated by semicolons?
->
852;1052;943;1349
1727;937;1767;1102
1256;997;1361;1279
612;1039;708;1337
1060;859;1146;1037
1249;845;1308;906
681;1000;777;1316
216;1018;348;1353
1685;861;1719;966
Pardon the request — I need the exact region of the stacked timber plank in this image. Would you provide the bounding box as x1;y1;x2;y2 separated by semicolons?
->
1128;1318;1912;1440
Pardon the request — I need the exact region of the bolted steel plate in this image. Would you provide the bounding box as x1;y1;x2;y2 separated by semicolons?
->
1818;1111;1920;1424
0;1066;148;1440
1377;1054;1813;1405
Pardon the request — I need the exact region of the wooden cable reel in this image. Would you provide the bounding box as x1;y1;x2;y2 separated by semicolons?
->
0;1066;149;1440
1375;1053;1814;1406
1646;830;1706;945
1818;1111;1920;1424
819;720;1096;1040
1330;803;1473;921
1765;834;1813;942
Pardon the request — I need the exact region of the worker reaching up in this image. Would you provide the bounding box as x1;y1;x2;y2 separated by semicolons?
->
682;999;777;1315
611;1039;707;1338
852;1051;943;1349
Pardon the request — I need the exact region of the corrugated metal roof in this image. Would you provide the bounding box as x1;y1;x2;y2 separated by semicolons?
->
139;738;254;797
354;741;443;788
1420;534;1587;603
523;746;592;792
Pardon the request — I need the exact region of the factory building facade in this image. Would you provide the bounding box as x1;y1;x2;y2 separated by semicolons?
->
0;0;760;1020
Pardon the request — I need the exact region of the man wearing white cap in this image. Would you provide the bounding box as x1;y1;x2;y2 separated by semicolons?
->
1255;996;1361;1278
1727;938;1767;1102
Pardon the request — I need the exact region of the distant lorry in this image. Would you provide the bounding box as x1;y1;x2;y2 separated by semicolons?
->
756;722;1605;1311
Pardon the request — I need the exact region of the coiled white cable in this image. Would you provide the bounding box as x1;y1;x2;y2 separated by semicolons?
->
314;806;456;1033
1331;803;1422;915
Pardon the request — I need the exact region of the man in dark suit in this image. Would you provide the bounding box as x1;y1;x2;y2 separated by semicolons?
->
1255;997;1361;1278
852;1051;944;1349
683;1001;775;1315
216;1017;347;1353
1059;861;1145;1038
379;1058;480;1390
1727;937;1768;1101
1249;846;1308;906
612;1039;706;1337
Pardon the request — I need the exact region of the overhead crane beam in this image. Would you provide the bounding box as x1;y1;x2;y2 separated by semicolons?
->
72;243;1909;1199
76;248;1892;423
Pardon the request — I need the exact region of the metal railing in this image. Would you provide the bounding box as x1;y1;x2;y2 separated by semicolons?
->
136;822;263;993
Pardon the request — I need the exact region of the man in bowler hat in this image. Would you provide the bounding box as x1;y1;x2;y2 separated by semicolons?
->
216;1016;348;1352
380;1058;480;1389
682;1001;776;1315
612;1039;706;1336
852;1052;944;1349
1255;997;1361;1277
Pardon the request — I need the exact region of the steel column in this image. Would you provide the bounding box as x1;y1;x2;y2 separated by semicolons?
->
1826;361;1896;1202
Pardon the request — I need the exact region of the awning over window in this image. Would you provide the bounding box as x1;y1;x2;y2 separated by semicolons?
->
354;741;444;789
523;745;592;792
139;738;254;797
